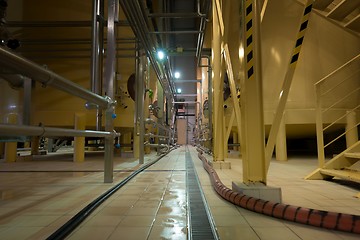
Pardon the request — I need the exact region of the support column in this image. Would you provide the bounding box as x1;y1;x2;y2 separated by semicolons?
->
240;0;266;184
5;113;17;162
133;48;145;163
275;115;287;161
346;111;359;148
73;113;86;162
233;1;281;203
0;142;4;159
103;0;117;183
212;0;225;162
121;132;132;153
31;136;40;155
233;131;238;151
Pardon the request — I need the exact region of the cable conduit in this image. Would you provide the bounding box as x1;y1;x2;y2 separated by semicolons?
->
196;149;360;234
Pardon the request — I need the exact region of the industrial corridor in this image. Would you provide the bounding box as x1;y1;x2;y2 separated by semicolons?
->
0;0;360;239
0;146;359;239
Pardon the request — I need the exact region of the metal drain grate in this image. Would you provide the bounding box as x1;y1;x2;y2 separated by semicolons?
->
186;152;218;240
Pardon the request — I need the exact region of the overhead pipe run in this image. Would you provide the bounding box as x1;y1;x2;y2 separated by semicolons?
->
0;46;113;109
0;124;118;138
119;0;175;101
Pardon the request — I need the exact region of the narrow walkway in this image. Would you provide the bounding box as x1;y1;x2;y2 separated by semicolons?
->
0;146;359;239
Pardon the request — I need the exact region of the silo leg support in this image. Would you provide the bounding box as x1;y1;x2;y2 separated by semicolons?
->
265;0;314;170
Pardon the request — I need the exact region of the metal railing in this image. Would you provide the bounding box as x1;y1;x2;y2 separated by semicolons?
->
315;54;360;167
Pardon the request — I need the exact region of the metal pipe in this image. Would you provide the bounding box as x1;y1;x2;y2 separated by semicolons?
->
147;12;203;18
196;0;211;66
0;124;115;137
91;0;104;131
119;0;175;101
20;38;136;45
145;133;170;139
0;46;111;108
145;118;171;131
148;30;202;34
6;20;129;27
103;0;118;183
23;76;32;125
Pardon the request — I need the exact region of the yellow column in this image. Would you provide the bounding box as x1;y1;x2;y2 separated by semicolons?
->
0;142;4;158
212;0;225;162
240;0;266;184
73;113;86;162
121;132;132;152
5;113;18;162
31;136;40;155
346;111;358;148
233;131;238;151
275;115;287;161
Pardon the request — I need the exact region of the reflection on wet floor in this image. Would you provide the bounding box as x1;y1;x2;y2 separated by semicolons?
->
0;147;359;239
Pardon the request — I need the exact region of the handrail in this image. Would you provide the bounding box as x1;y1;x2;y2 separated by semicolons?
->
315;53;359;167
320;69;360;97
315;54;360;86
323;104;360;131
322;87;360;114
324;123;360;149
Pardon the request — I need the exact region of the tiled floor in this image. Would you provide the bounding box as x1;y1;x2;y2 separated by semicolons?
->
0;146;359;239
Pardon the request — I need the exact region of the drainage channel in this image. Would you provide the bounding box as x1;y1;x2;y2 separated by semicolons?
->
186;151;219;240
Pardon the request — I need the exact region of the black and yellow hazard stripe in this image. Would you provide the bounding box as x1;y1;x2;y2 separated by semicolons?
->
290;0;314;66
244;0;255;80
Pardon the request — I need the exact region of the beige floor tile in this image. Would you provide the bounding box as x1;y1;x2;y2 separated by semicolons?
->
148;226;187;240
157;206;186;216
213;214;249;227
108;226;150;240
252;226;301;240
67;226;115;240
0;226;43;240
118;215;155;227
153;215;187;227
127;206;159;216
217;226;260;240
83;215;124;227
243;213;286;227
95;206;130;216
284;222;344;240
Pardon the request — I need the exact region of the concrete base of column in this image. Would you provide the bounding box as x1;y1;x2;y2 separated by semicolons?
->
210;160;231;169
232;181;282;203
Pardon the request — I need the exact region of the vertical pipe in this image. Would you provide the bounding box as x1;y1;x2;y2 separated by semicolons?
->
134;48;145;163
133;44;140;159
22;76;31;125
91;0;104;130
103;0;117;183
207;57;213;150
